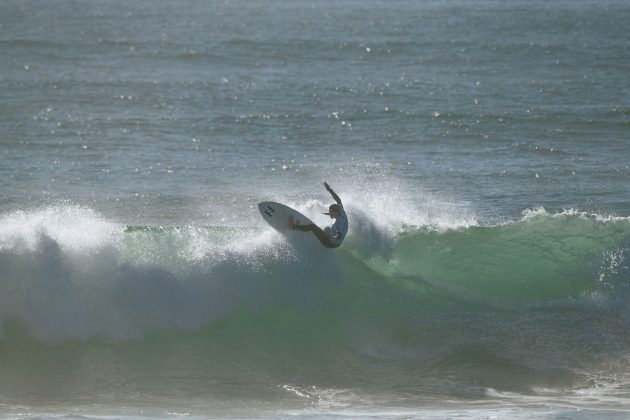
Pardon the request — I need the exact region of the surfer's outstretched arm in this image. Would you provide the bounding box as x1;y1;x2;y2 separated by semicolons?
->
324;182;341;204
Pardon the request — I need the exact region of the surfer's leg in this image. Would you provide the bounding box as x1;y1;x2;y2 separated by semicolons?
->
292;223;313;232
307;225;338;248
292;222;337;248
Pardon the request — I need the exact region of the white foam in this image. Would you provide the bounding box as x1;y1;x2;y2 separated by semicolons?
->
521;207;630;224
0;205;331;341
0;205;122;253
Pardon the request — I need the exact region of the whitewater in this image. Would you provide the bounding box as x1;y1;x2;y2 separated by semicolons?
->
2;0;630;417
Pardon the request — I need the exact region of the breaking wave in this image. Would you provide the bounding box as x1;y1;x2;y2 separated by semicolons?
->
1;204;629;403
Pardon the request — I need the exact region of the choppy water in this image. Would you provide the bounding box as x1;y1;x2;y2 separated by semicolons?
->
1;0;630;418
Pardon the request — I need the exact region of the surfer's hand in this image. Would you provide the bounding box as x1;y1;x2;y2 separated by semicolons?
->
324;182;332;192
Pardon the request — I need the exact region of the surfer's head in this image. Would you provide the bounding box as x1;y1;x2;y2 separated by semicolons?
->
324;204;340;218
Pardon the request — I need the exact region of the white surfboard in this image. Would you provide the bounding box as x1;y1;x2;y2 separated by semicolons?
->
258;201;313;232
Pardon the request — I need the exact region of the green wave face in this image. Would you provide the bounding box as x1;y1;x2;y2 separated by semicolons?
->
362;212;630;304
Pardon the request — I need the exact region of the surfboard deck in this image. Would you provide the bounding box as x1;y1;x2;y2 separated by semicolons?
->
258;201;313;232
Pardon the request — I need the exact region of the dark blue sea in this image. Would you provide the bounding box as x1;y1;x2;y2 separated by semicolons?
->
1;0;630;418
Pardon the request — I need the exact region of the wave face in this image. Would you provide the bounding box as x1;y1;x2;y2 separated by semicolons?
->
1;205;630;409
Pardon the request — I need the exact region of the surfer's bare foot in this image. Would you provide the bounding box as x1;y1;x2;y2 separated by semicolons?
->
288;216;294;229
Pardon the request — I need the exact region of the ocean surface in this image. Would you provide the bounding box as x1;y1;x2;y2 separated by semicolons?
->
1;0;630;418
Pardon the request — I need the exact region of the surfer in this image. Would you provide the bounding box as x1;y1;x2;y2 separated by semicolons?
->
288;182;348;248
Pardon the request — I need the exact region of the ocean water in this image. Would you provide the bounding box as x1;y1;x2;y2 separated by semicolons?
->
1;0;630;418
